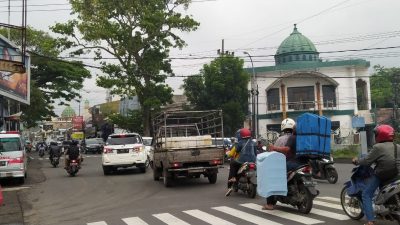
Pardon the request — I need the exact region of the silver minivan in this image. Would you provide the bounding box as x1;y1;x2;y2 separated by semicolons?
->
0;131;27;184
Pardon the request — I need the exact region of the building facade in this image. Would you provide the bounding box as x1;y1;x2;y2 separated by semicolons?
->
250;25;373;141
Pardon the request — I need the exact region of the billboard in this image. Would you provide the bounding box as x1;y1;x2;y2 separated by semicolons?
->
72;116;84;130
71;132;84;140
0;36;30;104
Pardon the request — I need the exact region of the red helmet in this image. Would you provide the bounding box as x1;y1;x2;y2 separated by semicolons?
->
374;124;395;143
239;128;251;139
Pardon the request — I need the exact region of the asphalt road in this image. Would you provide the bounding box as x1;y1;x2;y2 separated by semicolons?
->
5;153;397;225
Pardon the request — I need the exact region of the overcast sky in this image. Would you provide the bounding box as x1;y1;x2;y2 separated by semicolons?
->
2;0;400;115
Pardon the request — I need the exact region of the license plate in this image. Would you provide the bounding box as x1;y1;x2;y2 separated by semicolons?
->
71;163;78;166
0;161;6;166
117;149;129;154
304;181;318;186
189;169;204;173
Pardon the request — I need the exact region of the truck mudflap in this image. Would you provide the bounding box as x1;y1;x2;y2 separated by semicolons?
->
168;166;219;173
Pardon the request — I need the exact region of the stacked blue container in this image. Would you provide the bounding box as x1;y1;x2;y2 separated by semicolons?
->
296;113;331;157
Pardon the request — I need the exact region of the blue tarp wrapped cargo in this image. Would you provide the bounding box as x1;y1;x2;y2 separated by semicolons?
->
296;113;331;157
256;152;287;198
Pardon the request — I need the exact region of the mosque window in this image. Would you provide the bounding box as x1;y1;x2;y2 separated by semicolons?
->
322;85;336;107
287;86;315;110
302;55;306;60
267;88;280;110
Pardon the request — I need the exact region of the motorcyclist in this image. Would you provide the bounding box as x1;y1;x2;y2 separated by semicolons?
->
225;128;257;196
37;142;46;157
263;118;304;210
352;124;398;225
49;141;61;162
64;140;81;169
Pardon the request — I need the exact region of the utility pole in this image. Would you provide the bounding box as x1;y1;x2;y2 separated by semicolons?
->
393;74;400;132
217;39;234;56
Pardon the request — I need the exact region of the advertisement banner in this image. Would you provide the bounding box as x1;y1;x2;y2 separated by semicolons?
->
72;116;84;130
0;37;30;104
71;132;84;140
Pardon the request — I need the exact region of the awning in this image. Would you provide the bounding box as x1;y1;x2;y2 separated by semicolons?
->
5;112;22;121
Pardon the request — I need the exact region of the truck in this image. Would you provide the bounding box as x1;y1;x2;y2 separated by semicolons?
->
152;110;225;187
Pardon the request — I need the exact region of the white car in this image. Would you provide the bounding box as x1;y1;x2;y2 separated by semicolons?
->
102;133;148;175
0;131;28;184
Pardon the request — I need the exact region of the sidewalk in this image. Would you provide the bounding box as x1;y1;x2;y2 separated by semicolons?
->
0;190;24;225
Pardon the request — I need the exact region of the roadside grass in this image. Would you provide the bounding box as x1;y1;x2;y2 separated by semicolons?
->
332;145;360;159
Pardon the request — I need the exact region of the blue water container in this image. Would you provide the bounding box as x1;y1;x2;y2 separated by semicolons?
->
296;113;331;157
256;152;287;198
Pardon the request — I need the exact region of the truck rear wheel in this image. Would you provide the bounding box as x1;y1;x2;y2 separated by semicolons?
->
163;169;173;187
208;173;217;184
153;167;161;181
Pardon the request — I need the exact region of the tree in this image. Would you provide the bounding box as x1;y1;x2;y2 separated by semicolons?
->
51;0;199;135
108;110;144;135
370;65;400;108
182;56;249;136
0;27;91;127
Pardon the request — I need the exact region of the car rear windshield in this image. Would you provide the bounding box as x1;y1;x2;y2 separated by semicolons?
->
142;139;152;146
107;135;141;145
0;138;22;152
86;139;103;145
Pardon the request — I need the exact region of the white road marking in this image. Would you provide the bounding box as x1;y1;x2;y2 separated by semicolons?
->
87;221;107;225
122;217;149;225
316;196;341;203
313;200;343;210
311;208;349;220
241;203;323;224
153;213;190;225
2;186;31;192
184;209;236;225
213;206;282;225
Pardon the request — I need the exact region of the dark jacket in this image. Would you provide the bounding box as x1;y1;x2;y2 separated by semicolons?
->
358;142;399;182
49;145;61;157
236;139;257;163
67;145;80;160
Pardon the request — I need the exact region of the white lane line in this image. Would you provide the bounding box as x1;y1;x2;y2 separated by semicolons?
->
213;206;282;225
317;196;341;203
241;203;323;224
38;158;43;161
29;156;34;160
87;221;107;225
153;213;191;225
2;186;30;192
311;208;349;220
122;217;149;225
313;200;343;210
184;209;236;225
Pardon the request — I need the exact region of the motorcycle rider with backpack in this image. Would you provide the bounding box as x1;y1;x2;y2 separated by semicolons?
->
225;128;257;196
49;141;61;163
64;140;81;169
352;124;399;225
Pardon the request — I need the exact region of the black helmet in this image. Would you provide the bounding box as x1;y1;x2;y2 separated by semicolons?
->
71;140;79;145
50;141;57;146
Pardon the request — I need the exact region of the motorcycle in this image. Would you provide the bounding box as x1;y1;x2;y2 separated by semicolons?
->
50;155;60;168
310;156;338;184
231;162;257;198
268;164;319;214
340;165;400;224
38;147;45;158
66;159;80;176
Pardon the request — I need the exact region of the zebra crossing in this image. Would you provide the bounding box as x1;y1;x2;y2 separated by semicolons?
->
86;196;350;225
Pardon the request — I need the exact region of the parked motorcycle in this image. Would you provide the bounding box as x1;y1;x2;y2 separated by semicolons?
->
341;165;400;224
66;159;80;176
38;146;45;158
50;155;60;168
267;164;319;214
229;162;257;198
310;156;338;184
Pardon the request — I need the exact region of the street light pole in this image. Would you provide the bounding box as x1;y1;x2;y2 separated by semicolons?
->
244;51;258;139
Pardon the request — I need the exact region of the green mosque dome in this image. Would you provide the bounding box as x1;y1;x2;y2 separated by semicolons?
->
61;106;76;118
275;24;319;65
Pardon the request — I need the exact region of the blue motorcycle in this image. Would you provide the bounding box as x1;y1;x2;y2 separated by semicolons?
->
340;165;400;224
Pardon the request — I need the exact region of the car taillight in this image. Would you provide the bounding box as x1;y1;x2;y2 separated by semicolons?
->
103;148;113;154
171;162;182;168
302;166;311;174
210;160;221;165
134;147;143;152
248;163;256;170
8;157;23;164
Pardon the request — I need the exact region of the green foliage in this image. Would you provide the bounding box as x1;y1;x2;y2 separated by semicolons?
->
0;27;91;127
332;145;360;159
182;56;250;136
108;110;143;135
51;0;199;135
370;65;400;108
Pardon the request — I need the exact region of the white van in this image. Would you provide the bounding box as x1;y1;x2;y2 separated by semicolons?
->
0;131;28;184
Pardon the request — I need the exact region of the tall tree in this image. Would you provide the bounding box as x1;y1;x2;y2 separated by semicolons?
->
182;56;249;136
0;27;91;127
51;0;199;135
370;65;400;108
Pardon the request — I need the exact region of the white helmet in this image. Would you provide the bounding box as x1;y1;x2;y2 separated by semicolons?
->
281;118;295;131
